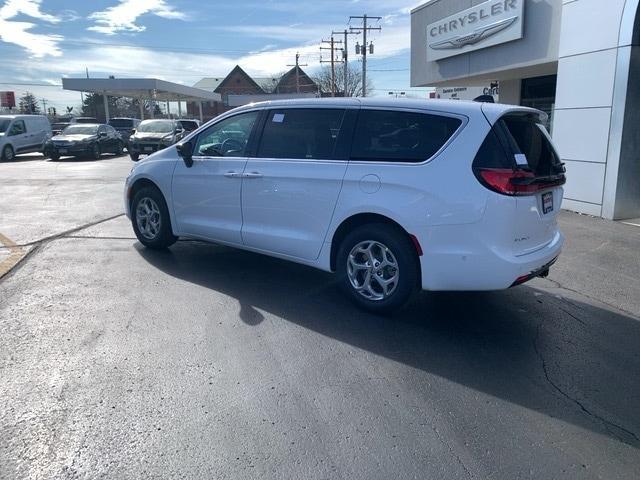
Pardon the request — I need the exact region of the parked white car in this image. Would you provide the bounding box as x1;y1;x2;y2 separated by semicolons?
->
124;98;566;313
0;114;51;161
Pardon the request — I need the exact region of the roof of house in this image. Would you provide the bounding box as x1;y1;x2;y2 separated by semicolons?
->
192;77;225;91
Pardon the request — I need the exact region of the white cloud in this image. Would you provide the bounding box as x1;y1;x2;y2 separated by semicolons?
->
0;0;64;57
88;0;187;35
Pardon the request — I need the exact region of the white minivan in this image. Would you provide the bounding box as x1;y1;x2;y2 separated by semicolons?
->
0;114;51;161
124;98;566;313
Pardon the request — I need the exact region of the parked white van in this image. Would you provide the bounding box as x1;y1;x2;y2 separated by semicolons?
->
124;98;566;313
0;115;51;161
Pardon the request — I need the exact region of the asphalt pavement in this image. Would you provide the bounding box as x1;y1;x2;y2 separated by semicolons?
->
0;154;639;479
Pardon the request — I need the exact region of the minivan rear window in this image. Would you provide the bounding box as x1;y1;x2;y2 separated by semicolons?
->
350;110;461;163
500;114;563;176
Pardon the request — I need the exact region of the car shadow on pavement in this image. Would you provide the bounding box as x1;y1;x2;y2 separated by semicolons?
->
136;241;640;448
5;154;47;163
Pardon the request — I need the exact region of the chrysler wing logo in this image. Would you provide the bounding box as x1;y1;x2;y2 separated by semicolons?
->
430;16;518;50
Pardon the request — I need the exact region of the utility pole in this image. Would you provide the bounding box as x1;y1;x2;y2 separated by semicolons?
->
333;29;358;97
286;52;308;94
41;98;48;114
320;36;342;96
350;14;381;97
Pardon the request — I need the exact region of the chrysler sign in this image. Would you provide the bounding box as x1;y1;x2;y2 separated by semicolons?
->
427;0;524;61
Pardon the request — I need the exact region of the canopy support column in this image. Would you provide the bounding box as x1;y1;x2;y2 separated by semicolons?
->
198;102;203;122
103;92;110;122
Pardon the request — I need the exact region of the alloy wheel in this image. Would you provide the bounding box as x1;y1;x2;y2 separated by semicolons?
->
347;240;400;301
135;197;162;240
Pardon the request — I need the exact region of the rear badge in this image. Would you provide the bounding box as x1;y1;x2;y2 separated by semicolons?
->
542;192;554;214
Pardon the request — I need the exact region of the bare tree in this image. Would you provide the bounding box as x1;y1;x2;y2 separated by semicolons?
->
258;72;287;94
312;63;374;97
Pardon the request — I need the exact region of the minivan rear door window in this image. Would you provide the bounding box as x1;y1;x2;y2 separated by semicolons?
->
350;110;462;163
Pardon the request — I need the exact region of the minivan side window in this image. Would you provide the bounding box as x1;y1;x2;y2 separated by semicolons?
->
9;120;26;136
350;110;461;163
257;109;346;160
194;111;259;157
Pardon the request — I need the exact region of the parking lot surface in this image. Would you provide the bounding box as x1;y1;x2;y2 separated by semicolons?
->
1;155;639;479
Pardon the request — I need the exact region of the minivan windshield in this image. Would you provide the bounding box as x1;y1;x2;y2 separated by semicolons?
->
137;120;174;133
0;119;10;133
62;125;98;135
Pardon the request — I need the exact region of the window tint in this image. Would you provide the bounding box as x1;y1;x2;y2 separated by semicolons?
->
10;120;26;135
257;109;345;160
351;110;461;162
194;111;259;157
473;129;513;169
501;115;562;175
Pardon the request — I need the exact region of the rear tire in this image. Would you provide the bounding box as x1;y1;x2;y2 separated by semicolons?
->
114;141;123;156
336;224;419;314
131;186;177;249
1;145;14;162
130;152;140;162
50;152;60;161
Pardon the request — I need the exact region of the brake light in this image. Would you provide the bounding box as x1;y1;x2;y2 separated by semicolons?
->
476;168;564;196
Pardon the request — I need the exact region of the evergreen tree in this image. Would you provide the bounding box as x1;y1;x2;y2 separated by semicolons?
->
18;92;40;114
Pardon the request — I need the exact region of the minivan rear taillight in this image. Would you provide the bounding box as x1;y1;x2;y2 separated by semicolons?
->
475;168;565;196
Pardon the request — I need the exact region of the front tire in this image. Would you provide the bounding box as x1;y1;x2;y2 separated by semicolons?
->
91;144;101;160
337;224;419;314
1;145;14;162
131;186;177;249
114;141;123;156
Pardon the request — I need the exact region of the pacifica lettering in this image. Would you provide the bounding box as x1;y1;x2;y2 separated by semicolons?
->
429;0;518;37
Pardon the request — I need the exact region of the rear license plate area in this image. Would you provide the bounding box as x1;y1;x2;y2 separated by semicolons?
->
58;149;67;154
144;146;153;152
542;191;553;214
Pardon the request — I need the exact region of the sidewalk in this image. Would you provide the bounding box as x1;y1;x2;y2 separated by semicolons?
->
538;210;640;317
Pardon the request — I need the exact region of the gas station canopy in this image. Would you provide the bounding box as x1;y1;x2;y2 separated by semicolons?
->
61;77;221;121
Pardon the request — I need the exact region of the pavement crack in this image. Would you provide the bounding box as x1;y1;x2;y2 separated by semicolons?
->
558;306;587;327
431;425;474;479
4;213;125;248
540;277;639;320
533;319;640;444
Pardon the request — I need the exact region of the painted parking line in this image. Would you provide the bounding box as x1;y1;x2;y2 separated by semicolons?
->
0;232;29;279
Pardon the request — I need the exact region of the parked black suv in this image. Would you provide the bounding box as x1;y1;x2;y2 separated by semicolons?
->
108;117;141;149
128;119;185;161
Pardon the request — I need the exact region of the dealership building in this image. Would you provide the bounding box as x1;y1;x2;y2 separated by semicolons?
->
411;0;640;220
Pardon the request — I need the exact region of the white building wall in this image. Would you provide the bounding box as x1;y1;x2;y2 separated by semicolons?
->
552;0;628;217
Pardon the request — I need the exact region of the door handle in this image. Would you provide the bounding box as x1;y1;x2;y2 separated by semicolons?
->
224;171;242;178
243;172;263;178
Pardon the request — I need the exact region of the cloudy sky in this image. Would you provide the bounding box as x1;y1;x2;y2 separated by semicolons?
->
0;0;428;111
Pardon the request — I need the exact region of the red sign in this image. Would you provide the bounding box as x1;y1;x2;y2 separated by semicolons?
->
1;91;16;108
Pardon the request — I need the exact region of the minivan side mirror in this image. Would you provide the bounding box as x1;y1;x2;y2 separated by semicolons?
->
176;141;194;167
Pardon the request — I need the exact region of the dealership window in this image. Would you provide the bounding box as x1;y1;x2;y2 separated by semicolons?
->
257;109;345;160
350;110;461;162
521;75;557;133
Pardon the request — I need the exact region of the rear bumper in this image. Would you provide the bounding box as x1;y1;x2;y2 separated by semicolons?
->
419;228;564;291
